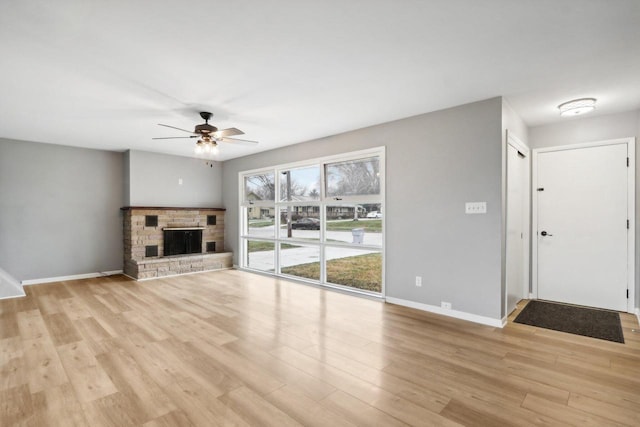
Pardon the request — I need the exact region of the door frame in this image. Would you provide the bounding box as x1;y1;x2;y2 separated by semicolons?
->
532;137;635;313
505;131;530;315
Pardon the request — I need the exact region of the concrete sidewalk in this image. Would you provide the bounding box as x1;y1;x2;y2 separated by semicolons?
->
248;246;379;271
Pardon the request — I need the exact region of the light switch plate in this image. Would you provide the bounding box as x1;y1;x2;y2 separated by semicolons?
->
465;202;486;214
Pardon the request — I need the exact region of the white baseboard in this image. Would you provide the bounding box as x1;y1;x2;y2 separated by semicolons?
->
386;296;505;328
0;293;26;300
635;308;640;325
21;270;123;286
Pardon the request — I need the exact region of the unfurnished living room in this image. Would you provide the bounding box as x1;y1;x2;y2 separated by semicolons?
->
1;1;640;426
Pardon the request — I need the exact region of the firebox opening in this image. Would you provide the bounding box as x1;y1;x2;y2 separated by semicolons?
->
163;229;203;256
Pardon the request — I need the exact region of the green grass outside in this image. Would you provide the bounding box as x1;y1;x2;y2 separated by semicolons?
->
248;220;275;228
281;253;381;292
326;219;382;232
248;241;297;252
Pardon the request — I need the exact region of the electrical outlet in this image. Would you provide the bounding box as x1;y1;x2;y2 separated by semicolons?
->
178;178;183;185
465;202;486;214
415;276;422;287
441;301;452;310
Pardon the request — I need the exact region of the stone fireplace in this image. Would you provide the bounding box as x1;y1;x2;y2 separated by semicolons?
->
122;206;232;279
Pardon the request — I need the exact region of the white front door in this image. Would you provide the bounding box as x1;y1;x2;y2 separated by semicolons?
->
506;143;527;315
536;142;629;311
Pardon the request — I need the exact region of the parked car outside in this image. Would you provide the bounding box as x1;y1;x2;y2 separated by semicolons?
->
291;217;320;230
366;211;378;218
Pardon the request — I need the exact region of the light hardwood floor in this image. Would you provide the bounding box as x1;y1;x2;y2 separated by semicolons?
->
1;270;639;426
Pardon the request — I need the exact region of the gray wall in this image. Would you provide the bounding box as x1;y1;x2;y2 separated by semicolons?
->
127;150;222;207
223;98;504;320
529;109;640;309
0;138;124;281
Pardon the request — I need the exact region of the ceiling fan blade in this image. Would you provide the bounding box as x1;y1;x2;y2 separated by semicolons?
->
213;127;244;138
152;136;198;140
158;123;196;134
221;137;259;145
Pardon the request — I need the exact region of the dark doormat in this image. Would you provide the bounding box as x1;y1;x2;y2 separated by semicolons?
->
514;300;624;343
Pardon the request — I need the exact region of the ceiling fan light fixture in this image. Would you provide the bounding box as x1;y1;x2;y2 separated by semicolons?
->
558;98;596;117
155;111;258;155
195;140;204;154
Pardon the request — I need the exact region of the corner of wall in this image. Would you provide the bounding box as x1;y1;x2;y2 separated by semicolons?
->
124;150;131;206
500;99;530;319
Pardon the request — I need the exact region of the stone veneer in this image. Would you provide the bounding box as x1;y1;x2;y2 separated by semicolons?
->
122;207;232;279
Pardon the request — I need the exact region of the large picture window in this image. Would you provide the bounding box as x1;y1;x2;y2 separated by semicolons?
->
239;148;385;295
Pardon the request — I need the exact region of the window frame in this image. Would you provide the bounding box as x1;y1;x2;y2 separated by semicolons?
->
238;146;385;296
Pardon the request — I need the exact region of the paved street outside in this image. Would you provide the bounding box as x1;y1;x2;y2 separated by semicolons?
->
247;220;383;246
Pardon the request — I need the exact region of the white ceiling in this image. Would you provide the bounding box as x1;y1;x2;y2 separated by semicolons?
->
1;1;639;161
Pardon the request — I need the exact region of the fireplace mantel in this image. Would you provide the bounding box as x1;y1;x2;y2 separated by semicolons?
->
162;227;206;230
121;206;226;211
122;207;231;279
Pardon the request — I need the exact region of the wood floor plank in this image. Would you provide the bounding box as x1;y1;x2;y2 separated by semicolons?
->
0;312;19;339
162;376;250;427
121;311;171;342
320;390;409;427
170;311;237;345
521;393;625;427
0;271;638;426
94;293;133;314
187;338;285;396
0;384;34;426
115;338;190;388
568;393;640;426
16;309;49;340
36;294;62;316
29;383;90;427
142;409;195;427
95;347;177;421
81;391;142;427
0;336;26;391
224;338;337;401
264;384;357;427
217;385;303;427
270;345;459;426
440;397;517;427
153;337;243;397
73;316;114;344
22;337;68;393
59;297;94;321
44;312;82;346
56;341;118;403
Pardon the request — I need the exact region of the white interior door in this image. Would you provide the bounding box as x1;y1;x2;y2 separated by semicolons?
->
536;143;629;311
506;144;527;315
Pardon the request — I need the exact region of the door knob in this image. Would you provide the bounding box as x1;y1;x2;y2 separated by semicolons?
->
540;231;553;236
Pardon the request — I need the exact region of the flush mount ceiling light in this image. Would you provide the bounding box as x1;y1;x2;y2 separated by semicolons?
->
558;98;597;117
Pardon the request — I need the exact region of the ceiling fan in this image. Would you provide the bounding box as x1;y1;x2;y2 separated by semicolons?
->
153;112;258;154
